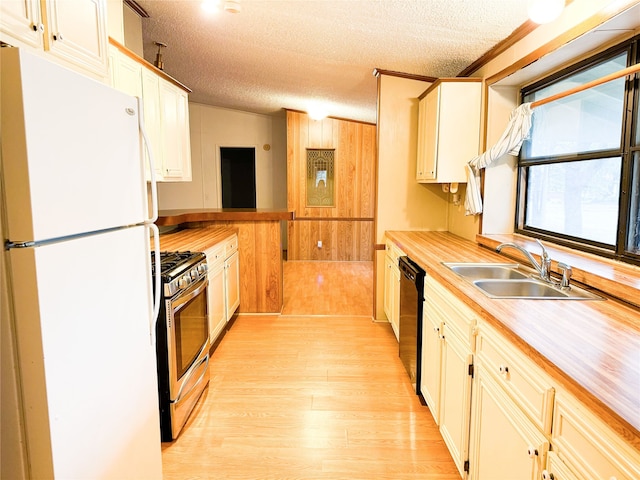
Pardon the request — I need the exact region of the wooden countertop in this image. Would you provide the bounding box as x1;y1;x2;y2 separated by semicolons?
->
385;230;640;450
157;227;237;252
156;209;294;226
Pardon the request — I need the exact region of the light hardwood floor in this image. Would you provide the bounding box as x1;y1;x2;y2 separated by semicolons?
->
161;261;458;479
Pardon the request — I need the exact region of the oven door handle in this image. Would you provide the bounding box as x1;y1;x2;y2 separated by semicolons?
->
172;279;208;315
172;353;209;404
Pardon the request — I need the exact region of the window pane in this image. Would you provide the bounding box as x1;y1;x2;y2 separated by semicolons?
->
522;53;627;158
525;157;621;245
627;152;640;254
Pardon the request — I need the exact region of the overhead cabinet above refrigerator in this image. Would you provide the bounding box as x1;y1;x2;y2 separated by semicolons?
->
416;78;482;184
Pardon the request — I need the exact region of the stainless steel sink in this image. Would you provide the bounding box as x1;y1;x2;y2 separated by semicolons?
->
443;262;604;300
473;279;603;300
443;262;529;280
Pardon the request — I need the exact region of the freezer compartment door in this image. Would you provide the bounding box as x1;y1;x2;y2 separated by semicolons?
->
7;226;162;479
1;48;148;243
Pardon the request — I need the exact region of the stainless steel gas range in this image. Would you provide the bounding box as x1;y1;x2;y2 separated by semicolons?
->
153;251;209;442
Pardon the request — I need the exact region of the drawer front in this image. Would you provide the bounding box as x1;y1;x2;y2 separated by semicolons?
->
477;321;554;435
205;244;225;265
384;238;405;264
224;235;238;257
544;452;580;480
552;392;640;480
424;276;476;348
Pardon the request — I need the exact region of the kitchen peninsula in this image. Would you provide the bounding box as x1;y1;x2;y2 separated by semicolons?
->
156;209;294;314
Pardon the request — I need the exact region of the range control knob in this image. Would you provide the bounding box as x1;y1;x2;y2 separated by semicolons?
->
198;264;207;274
190;269;198;279
178;276;190;289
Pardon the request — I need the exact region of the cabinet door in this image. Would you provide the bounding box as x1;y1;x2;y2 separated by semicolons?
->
416;96;428;181
439;326;473;477
390;264;400;340
141;68;164;181
206;258;226;345
420;305;442;423
159;78;192;180
383;254;393;320
543;452;581;480
43;0;108;76
421;86;439;181
110;49;142;98
225;250;240;320
0;0;43;49
469;367;549;480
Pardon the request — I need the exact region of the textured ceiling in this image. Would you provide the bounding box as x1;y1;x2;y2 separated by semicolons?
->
137;0;531;123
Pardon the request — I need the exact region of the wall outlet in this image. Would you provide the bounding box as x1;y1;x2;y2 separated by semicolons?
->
317;240;322;248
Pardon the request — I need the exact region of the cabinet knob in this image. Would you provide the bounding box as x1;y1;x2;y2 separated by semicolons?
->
527;446;538;458
31;23;44;32
541;470;554;480
53;32;63;41
499;364;509;375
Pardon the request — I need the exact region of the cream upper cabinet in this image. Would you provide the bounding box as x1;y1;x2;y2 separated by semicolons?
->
416;79;481;184
1;0;108;79
140;67;164;180
109;42;192;182
159;78;192;181
0;0;43;49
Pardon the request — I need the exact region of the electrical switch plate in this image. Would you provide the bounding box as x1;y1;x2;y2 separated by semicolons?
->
317;240;322;248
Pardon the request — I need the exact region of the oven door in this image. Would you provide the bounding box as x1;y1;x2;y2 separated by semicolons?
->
166;277;210;430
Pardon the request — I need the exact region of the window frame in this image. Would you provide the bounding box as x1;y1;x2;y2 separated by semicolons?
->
515;36;640;266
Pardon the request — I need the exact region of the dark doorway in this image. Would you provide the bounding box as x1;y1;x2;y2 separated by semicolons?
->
220;147;256;208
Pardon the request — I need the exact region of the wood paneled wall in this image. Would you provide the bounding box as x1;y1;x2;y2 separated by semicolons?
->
287;111;376;260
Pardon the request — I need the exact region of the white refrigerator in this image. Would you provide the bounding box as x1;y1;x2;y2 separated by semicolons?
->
1;48;163;478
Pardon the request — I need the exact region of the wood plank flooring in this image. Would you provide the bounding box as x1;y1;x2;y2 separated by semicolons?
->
161;261;458;479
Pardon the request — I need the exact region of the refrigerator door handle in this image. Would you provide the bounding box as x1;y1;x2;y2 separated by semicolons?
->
137;97;159;223
149;222;161;345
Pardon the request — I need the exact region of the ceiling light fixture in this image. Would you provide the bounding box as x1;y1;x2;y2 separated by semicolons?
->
308;106;328;121
201;0;241;14
224;0;241;13
527;0;565;24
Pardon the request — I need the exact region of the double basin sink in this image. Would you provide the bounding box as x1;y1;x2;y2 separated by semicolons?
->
443;263;603;300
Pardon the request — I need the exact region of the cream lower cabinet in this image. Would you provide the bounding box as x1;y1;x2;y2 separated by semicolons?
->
224;246;240;321
206;243;226;345
421;275;476;478
0;0;108;79
383;253;400;339
469;366;549;480
204;234;240;345
383;237;403;340
550;391;640;480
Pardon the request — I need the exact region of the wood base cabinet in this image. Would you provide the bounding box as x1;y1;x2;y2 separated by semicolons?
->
469;366;549;480
224;237;240;321
1;0;108;79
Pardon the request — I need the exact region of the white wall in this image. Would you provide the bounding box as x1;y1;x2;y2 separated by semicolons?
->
157;104;287;212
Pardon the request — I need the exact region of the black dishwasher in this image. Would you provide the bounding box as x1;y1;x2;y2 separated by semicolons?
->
398;256;425;394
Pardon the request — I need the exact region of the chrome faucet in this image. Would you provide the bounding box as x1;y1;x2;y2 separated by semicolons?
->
496;239;552;283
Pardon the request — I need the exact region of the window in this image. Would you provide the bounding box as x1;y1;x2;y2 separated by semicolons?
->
517;37;640;265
